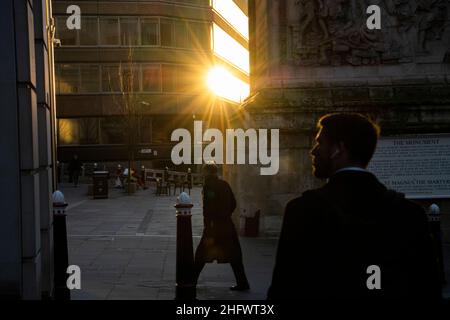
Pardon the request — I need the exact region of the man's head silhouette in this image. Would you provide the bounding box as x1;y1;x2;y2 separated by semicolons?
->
202;161;218;177
310;113;380;179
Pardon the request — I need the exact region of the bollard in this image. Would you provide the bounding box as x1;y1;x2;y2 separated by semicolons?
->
52;190;71;300
427;203;446;285
175;192;196;300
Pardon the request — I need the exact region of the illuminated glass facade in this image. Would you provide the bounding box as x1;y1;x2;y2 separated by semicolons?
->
53;0;249;164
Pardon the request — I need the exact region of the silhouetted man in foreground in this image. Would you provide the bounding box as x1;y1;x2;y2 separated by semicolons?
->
268;113;441;299
194;163;250;291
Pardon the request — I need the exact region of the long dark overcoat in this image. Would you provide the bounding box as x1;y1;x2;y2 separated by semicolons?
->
195;176;243;264
268;170;442;300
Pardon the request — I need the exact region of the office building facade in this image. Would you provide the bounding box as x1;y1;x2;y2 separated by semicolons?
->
53;0;250;169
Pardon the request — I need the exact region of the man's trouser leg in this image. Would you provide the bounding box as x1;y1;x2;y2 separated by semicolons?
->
230;260;249;286
193;259;205;285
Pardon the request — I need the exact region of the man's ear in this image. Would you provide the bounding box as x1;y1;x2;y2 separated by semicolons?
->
330;147;340;159
330;141;346;159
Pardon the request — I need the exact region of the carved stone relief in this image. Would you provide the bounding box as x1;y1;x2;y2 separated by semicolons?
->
290;0;449;66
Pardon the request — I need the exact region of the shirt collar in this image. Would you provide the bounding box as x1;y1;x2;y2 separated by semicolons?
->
334;167;369;174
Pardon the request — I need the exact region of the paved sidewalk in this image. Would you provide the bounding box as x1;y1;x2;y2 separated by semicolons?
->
60;183;278;300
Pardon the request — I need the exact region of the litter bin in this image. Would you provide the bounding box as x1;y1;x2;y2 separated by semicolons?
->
92;171;109;199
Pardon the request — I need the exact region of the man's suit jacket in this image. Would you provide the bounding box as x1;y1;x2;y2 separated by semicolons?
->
268;170;441;299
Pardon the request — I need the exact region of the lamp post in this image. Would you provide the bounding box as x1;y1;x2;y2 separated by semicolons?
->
175;192;196;300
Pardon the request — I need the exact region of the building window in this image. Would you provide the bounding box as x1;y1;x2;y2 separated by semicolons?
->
174;21;188;48
56;63;201;94
79;17;99;45
58;118;99;145
120;18;139;46
162;64;177;92
141;19;159;45
211;0;249;40
79;118;100;144
80;65;100;93
99;18;119;45
138;117;153;143
160;19;174;47
176;65;192;93
56;17;77;46
188;22;210;51
100;117;126;144
55;15;211;50
102;65;121;92
212;23;249;73
58;64;80;93
58;119;80;145
151;116;173;144
142;64;161;92
121;65;141;92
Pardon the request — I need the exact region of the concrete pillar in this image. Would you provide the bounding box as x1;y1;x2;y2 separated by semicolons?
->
0;0;55;299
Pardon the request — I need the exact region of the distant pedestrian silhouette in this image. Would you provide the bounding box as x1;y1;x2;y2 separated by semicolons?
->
268;113;442;299
194;163;250;291
67;154;82;187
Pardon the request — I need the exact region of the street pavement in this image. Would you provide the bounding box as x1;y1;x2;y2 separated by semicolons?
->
59;182;450;300
60;182;278;300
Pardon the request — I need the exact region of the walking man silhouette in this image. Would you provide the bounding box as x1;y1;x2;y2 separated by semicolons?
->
194;163;250;291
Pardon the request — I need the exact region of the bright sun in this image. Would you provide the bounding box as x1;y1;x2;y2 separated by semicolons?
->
206;67;250;103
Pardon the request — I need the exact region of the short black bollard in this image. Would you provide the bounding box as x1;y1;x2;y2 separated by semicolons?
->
427;203;446;285
52;190;71;300
175;192;196;300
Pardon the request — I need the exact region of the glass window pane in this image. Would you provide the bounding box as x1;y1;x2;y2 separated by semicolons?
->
176;65;191;93
100;117;126;144
120;18;139;45
58;119;80;145
99;18;119;45
160;19;174;46
162;65;176;92
102;66;120;92
80;65;100;93
213;24;249;73
174;21;188;48
121;65;140;92
79;118;99;144
151;116;172;144
139;117;152;143
142;65;161;92
141;19;158;45
189;22;210;51
56;16;77;45
79;17;98;45
59;64;79;93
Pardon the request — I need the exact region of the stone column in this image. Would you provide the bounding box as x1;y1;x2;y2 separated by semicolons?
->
0;0;55;299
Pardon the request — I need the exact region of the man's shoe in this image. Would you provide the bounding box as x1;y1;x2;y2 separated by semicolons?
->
230;284;250;291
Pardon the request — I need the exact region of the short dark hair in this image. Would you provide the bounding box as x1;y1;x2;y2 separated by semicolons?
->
318;113;380;166
202;162;218;176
